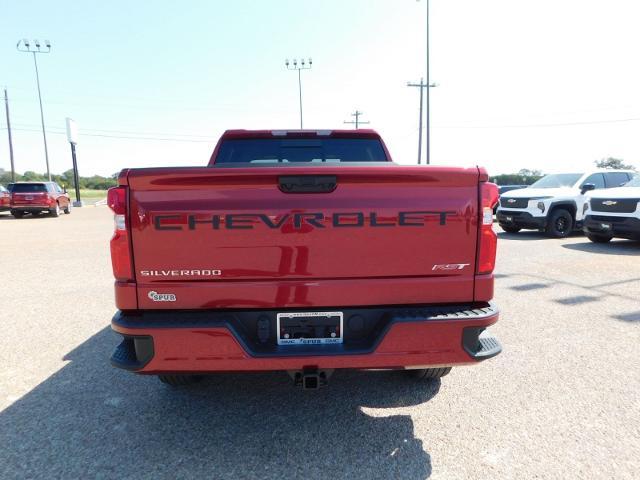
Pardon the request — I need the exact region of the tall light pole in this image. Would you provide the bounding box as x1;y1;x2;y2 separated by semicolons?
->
416;0;435;164
285;58;312;129
344;110;370;129
425;0;431;165
17;38;51;180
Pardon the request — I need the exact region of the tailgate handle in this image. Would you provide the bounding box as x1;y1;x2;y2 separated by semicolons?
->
278;175;337;194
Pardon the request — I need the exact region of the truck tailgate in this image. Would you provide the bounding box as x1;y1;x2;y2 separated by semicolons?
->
126;166;481;309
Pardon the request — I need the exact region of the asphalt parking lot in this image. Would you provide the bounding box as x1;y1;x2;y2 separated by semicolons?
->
0;208;638;480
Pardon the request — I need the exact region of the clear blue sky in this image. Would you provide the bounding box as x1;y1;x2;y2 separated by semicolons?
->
2;0;639;177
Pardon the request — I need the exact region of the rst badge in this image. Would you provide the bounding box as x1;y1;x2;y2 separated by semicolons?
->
148;291;176;302
432;263;470;271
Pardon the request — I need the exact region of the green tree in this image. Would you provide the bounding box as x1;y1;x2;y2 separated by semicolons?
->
22;171;46;181
594;157;635;170
1;170;117;190
491;170;544;186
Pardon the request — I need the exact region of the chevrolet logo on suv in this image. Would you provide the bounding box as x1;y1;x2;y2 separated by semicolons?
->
507;199;517;203
602;200;618;206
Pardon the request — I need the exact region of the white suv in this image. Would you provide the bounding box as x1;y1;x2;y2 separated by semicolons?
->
496;170;636;238
583;174;640;243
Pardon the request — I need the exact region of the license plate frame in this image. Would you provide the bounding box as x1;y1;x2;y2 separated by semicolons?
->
277;311;343;346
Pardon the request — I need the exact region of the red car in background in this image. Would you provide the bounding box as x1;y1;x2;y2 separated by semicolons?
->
10;182;71;218
0;185;10;212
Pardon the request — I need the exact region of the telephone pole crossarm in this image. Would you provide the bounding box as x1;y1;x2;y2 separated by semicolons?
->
343;110;370;129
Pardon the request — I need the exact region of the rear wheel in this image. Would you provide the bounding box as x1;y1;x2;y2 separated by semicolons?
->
50;203;60;217
545;209;573;238
500;225;521;233
11;210;23;219
407;367;452;380
587;233;613;243
158;375;203;386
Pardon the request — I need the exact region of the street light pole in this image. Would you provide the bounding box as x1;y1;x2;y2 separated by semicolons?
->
425;0;431;165
17;39;52;180
285;58;312;129
416;0;436;164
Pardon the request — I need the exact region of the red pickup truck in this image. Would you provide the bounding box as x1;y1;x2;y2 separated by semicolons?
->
109;129;501;389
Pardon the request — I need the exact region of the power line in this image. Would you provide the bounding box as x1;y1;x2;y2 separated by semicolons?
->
11;122;214;138
431;117;640;129
4;127;213;143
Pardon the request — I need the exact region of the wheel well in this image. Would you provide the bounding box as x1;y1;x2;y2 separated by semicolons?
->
549;203;576;219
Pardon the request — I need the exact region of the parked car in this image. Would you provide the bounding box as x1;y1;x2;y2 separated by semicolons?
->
583;174;640;242
0;185;10;212
108;129;502;389
10;182;72;218
496;170;635;237
494;185;529;213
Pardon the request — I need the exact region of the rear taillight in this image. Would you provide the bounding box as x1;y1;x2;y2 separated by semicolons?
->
477;182;499;275
107;186;133;282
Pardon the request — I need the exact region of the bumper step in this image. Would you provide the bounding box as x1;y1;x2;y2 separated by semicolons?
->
110;336;154;371
462;327;502;360
475;335;502;360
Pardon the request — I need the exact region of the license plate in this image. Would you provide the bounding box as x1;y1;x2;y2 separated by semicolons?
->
25;196;33;200
600;223;612;230
505;216;513;222
277;311;343;345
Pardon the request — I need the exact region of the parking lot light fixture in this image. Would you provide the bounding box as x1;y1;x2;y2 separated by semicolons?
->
285;57;313;129
17;38;52;181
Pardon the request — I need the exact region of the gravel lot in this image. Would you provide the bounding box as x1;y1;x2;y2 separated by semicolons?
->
0;207;638;479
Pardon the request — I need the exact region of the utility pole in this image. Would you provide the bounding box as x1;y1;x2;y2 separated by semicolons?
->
407;79;426;164
285;58;312;129
343;110;370;129
17;38;51;180
4;88;16;182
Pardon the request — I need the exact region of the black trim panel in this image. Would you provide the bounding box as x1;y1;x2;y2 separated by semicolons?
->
497;211;546;229
584;215;640;240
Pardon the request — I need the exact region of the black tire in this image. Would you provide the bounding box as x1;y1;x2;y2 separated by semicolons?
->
50;203;60;217
63;204;71;214
11;210;24;219
587;233;613;244
407;367;452;380
545;209;573;238
158;374;203;386
500;225;521;233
